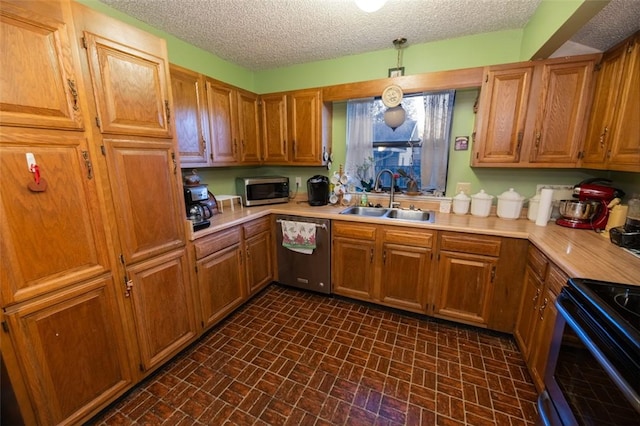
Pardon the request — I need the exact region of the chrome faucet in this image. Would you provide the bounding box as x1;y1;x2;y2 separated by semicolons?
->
374;169;396;208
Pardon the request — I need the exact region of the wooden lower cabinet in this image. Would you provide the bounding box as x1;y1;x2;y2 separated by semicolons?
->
332;221;434;314
3;277;132;425
529;264;566;391
379;228;433;312
514;244;567;391
244;217;274;297
332;222;378;301
434;251;497;326
126;248;197;372
193;227;247;329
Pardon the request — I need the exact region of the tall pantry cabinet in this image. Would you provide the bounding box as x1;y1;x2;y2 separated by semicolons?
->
0;0;197;424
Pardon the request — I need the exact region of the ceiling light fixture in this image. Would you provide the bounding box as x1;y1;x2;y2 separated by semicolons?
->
355;0;387;13
382;38;408;130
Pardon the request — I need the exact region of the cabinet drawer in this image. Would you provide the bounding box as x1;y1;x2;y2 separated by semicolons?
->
546;264;568;296
333;221;376;240
527;245;549;279
243;217;270;238
439;232;501;257
383;228;434;248
194;227;241;259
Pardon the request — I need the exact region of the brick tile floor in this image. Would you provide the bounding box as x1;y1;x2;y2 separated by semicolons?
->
90;284;538;425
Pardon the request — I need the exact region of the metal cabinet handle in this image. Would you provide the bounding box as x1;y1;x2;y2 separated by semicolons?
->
599;127;608;147
68;79;79;111
532;288;541;308
370;248;374;263
539;297;549;320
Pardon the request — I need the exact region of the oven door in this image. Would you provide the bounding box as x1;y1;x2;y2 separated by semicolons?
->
539;290;640;425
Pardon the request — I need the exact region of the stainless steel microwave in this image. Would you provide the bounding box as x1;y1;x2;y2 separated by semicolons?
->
236;176;290;206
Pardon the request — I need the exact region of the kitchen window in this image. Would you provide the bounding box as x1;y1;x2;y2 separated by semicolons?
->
345;90;455;195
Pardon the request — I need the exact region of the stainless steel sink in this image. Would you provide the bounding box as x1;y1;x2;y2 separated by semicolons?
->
385;209;434;222
339;206;435;223
339;206;389;217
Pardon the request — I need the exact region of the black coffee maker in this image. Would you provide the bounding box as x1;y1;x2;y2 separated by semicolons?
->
184;184;211;231
307;175;329;206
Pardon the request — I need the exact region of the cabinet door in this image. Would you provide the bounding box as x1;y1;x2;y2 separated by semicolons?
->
529;288;558;392
245;230;273;296
289;89;321;164
472;65;534;165
170;64;209;166
237;90;262;164
380;243;431;312
196;244;246;328
434;252;497;326
513;266;544;362
528;59;595;166
4;277;131;425
103;139;185;264
0;131;110;305
82;32;172;138
126;248;197;371
206;80;238;164
0;0;84;130
607;38;640;171
582;44;627;168
261;93;289;163
332;237;376;301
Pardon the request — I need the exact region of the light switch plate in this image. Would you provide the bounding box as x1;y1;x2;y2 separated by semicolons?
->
455;182;471;195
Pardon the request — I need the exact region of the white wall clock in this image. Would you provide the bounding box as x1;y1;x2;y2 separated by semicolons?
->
382;85;403;107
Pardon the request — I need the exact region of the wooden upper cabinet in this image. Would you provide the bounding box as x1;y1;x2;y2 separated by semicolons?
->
205;79;238;164
472;55;598;168
237;90;262;164
528;59;595;166
0;0;84;130
103;138;185;264
473;65;534;165
170;64;209;166
0;130;110;305
82;32;172;138
261;92;289;163
289;88;322;164
260;88;330;165
582;33;640;172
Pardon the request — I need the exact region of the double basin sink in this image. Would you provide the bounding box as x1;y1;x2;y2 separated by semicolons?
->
340;206;435;223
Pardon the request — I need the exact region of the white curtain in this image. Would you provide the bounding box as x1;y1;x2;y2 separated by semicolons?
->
420;90;455;194
345;99;374;186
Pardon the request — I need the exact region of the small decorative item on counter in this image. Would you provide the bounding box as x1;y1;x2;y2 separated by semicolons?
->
183;169;201;186
452;191;471;215
497;188;524;219
470;190;494;217
397;168;420;194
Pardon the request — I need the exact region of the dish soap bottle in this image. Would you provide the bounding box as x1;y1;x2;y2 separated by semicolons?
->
360;193;368;207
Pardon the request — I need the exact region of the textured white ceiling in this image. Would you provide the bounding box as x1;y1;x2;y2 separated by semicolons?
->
98;0;639;71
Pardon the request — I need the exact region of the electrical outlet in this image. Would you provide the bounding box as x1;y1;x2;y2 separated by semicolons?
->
455;182;471;195
295;177;302;187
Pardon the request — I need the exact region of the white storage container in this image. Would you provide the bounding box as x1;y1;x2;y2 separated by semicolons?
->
497;188;524;219
470;190;494;217
452;191;471;215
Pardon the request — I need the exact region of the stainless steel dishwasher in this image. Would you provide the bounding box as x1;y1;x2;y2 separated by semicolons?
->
274;215;331;294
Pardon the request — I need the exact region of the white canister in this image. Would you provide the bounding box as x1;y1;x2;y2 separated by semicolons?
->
527;194;540;221
470;190;494;217
452;191;471;215
497;188;524;219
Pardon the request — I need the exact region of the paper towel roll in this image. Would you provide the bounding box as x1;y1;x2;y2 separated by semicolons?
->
536;189;554;226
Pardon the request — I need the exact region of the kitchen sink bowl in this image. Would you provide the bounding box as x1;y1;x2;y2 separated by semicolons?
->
339;206;435;223
386;209;434;222
339;206;389;217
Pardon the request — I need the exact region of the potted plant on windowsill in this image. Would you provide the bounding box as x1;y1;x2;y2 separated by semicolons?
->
397;168;420;194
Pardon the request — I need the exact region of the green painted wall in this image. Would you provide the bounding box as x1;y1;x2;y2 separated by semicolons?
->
78;0;639;201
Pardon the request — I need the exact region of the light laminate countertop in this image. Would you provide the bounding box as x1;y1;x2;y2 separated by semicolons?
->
190;202;640;286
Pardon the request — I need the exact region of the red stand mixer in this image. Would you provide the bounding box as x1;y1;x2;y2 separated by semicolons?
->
556;178;625;231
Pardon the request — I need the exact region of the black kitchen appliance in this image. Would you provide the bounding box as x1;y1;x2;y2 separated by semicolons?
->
184;184;211;231
610;195;640;249
538;278;640;425
307;175;329;206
